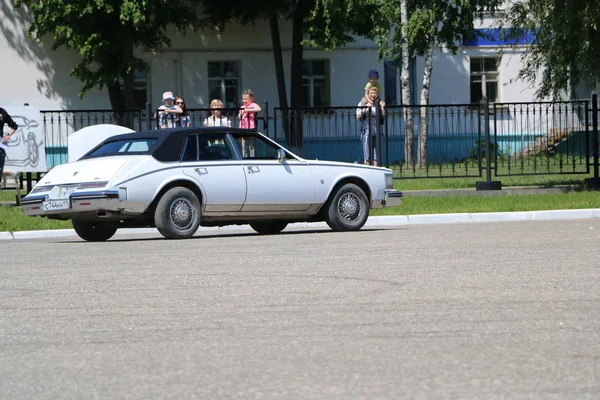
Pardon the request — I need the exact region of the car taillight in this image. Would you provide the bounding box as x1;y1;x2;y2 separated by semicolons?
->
77;182;108;189
385;173;394;189
29;185;54;194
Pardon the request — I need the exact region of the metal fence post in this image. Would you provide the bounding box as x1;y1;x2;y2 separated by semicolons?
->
584;93;600;189
476;74;501;190
375;99;382;166
263;100;269;138
145;102;152;130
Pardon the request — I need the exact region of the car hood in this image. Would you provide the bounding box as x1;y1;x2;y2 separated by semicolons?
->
306;159;392;173
38;156;133;186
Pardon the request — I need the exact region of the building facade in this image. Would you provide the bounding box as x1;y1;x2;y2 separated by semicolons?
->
1;1;542;113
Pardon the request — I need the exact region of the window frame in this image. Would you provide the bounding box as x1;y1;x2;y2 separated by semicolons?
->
302;59;330;107
470;56;501;104
207;61;242;109
119;68;151;112
383;60;417;106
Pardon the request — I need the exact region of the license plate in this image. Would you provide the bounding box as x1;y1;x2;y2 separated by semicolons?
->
42;199;70;211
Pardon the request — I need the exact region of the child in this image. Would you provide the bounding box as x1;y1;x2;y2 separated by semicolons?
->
157;91;182;129
238;90;261;158
204;99;232;127
238;89;261;130
364;69;382;97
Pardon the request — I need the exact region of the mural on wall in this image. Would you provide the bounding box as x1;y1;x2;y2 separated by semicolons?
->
2;106;47;172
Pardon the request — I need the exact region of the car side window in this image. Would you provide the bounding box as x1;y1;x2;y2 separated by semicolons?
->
232;133;284;160
182;135;198;162
198;133;235;161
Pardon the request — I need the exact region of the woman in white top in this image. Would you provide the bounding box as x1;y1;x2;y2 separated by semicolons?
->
203;99;232;127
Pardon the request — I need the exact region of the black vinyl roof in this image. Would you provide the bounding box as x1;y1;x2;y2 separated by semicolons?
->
103;126;260;143
81;127;262;162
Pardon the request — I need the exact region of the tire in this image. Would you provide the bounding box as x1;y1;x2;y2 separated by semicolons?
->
154;187;201;239
324;183;369;231
250;221;288;235
27;132;39;167
72;220;118;242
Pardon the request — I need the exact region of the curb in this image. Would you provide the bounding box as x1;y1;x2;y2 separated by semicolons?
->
2;208;600;240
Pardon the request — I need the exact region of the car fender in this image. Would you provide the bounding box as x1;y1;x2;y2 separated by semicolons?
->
322;171;372;204
150;172;207;208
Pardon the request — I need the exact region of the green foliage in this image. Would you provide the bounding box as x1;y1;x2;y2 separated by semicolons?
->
500;0;600;99
305;0;377;50
370;0;502;63
12;0;202;106
468;139;502;161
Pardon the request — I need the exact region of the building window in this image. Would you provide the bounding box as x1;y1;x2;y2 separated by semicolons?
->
302;60;329;107
120;68;150;110
208;61;241;109
470;57;500;103
383;60;417;106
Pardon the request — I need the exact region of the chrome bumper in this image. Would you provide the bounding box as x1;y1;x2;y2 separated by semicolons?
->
21;190;122;216
384;189;403;207
371;189;403;209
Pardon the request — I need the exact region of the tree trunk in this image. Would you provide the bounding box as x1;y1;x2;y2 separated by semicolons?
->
269;13;290;143
418;42;434;166
121;23;136;129
400;0;413;166
288;0;306;155
107;81;125;111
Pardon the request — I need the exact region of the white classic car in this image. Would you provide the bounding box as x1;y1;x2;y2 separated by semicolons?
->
21;127;402;241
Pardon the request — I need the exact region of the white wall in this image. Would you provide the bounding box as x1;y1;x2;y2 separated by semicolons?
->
1;0;110;109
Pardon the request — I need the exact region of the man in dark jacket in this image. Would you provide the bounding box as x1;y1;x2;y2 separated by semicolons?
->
1;107;19;177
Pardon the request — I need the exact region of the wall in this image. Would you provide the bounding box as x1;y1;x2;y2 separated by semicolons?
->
0;0;111;110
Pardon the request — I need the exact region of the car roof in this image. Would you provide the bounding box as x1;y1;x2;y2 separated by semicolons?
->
104;127;261;143
82;127;266;162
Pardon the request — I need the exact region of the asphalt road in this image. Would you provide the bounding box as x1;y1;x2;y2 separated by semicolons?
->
1;220;599;399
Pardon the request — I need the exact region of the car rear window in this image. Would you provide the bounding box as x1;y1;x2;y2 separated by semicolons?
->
88;138;157;157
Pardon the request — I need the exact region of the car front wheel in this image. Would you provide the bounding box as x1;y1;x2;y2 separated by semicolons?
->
154;187;202;239
324;183;369;231
250;221;288;235
72;220;118;242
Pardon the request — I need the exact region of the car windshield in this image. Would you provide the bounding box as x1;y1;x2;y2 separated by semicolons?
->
88;138;157;157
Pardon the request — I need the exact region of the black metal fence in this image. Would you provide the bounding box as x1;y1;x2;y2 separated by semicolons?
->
41;109;143;168
37;99;598;181
152;107;268;133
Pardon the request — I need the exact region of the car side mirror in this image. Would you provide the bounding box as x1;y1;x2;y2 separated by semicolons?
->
277;149;286;163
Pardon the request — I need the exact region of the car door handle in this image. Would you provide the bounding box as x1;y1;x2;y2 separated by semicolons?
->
195;167;208;176
247;166;260;174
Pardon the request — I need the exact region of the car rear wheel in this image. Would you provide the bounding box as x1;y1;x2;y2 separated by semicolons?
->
154;187;201;239
250;221;288;235
72;220;118;242
324;183;369;231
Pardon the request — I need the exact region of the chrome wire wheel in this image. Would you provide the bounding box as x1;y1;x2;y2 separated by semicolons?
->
154;187;202;239
324;183;369;231
169;197;194;230
337;192;362;221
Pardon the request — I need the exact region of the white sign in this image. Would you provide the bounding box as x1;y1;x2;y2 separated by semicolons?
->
68;124;135;162
3;106;47;172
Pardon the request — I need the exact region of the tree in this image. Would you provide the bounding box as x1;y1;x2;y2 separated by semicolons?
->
501;0;600;99
373;0;501;166
13;0;202;112
200;0;310;152
317;0;500;166
201;0;373;153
